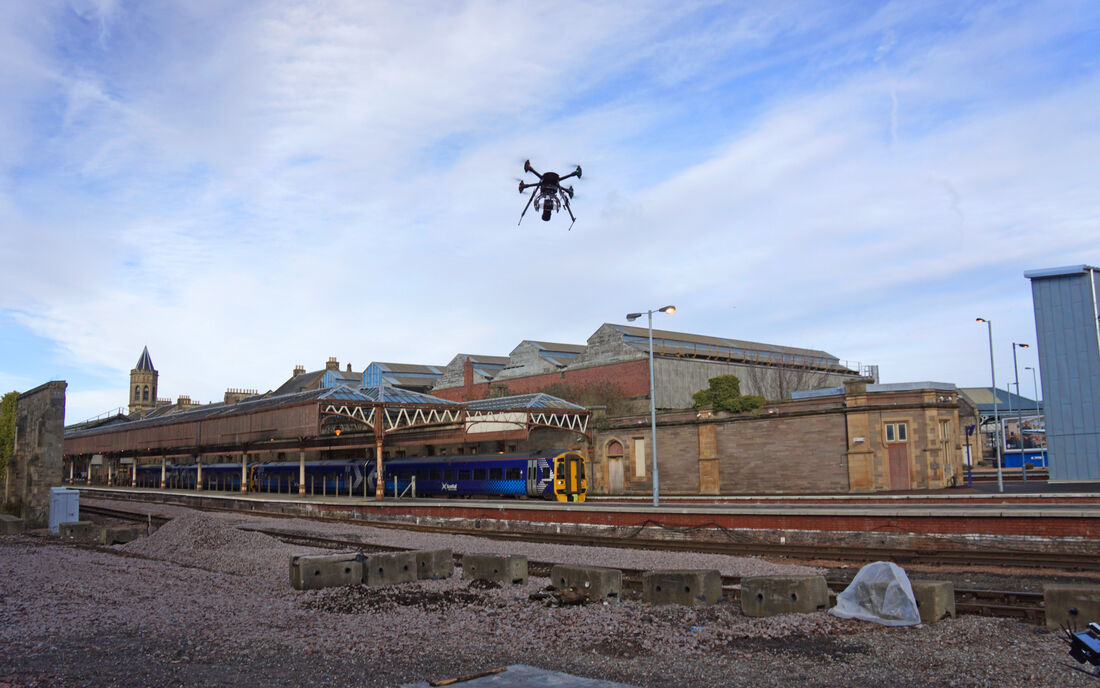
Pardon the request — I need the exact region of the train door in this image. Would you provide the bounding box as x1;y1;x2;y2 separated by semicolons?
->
526;459;540;497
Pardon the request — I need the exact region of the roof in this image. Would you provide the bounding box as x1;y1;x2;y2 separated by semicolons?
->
1023;265;1099;280
791;382;957;400
369;362;445;375
607;324;838;363
466;392;585;411
134;346;155;371
65;384;460;440
958;387;1042;415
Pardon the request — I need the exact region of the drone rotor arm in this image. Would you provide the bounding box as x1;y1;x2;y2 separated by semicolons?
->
523;160;543;179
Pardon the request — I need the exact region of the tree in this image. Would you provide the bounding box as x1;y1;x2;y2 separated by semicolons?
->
0;391;16;486
692;375;765;414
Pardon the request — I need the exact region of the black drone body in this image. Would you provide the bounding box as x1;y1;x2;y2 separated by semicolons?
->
517;160;582;229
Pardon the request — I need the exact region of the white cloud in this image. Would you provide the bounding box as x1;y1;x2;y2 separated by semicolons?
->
1;1;1098;423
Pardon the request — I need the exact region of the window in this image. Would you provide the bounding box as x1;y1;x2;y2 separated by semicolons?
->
134;385;141;401
633;438;646;477
458;469;471;480
443;469;456;481
429;469;442;481
885;422;908;443
473;468;486;480
415;470;427;482
489;467;503;480
506;467;521;480
142;385;149;401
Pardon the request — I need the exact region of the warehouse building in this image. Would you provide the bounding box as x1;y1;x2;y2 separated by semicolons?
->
1025;264;1100;482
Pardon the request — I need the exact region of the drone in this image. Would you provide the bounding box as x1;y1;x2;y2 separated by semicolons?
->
517;160;582;230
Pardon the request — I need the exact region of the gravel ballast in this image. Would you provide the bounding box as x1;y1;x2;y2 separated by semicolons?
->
0;501;1094;687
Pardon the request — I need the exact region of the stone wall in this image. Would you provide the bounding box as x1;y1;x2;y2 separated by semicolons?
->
4;381;66;526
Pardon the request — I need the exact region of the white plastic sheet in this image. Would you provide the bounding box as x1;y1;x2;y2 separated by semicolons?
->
828;561;921;626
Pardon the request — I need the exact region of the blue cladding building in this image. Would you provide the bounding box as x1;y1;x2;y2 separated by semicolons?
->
1025;265;1100;482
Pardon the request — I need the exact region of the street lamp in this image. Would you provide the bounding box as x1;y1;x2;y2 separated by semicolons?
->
1012;342;1029;481
976;318;1003;492
1025;366;1041;418
626;305;676;506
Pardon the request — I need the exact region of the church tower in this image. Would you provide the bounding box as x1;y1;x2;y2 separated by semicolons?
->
129;346;159;416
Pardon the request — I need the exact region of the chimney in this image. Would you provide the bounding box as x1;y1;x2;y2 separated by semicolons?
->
326;357;339;371
177;394;192;407
293;365;305;377
463;357;474;401
224;388;258;404
346;363;352;373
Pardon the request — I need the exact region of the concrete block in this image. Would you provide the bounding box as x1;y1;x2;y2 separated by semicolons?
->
1045;584;1100;631
414;549;454;580
0;514;24;535
642;569;722;606
364;551;417;587
99;525;145;545
462;554;528;585
290;553;363;591
911;580;955;623
550;564;622;601
58;521;97;539
741;575;830;617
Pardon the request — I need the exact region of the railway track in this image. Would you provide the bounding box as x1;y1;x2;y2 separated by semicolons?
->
79;496;1100;573
79;503;1049;624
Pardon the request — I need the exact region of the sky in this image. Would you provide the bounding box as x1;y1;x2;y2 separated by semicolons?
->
1;1;1098;425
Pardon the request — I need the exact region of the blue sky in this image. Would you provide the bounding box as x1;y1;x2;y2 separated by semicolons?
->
2;1;1097;424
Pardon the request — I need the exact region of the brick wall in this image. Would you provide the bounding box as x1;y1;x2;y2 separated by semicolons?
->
598;408;849;496
432;359;651;402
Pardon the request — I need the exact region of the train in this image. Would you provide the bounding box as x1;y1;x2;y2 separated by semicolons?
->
133;449;587;502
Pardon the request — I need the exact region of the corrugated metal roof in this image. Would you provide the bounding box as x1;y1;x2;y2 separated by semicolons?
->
958;387;1042;414
466;393;585;411
609;324;836;360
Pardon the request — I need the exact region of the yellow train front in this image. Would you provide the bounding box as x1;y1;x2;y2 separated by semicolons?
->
381;449;587;502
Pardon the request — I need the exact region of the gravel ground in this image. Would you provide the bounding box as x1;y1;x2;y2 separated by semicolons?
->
0;501;1095;688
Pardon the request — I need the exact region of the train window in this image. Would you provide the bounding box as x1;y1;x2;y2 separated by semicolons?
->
488;468;503;480
399;472;412;481
416;470;427;482
505;467;521;480
429;469;442;481
458;469;471;480
443;469;456;481
473;468;486;480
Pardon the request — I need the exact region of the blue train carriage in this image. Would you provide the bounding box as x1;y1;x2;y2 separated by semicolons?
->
250;459;369;496
381;450;586;501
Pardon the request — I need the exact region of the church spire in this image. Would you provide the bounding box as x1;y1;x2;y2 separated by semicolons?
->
135;346;155;371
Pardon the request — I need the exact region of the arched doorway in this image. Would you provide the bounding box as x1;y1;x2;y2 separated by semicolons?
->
606;440;624;495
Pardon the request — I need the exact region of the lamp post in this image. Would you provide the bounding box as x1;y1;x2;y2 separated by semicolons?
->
626;305;676;506
976;318;1003;492
1012;342;1029;481
1025;366;1041;419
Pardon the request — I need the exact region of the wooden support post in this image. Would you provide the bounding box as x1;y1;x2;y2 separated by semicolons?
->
69;460;74;485
196;457;203;491
131;460;137;487
160;457;166;489
299;450;306;497
240;453;248;493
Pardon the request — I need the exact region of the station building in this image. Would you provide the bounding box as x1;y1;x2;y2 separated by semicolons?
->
62;323;979;496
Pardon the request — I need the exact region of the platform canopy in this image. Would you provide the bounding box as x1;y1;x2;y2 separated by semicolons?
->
64;384;590;461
